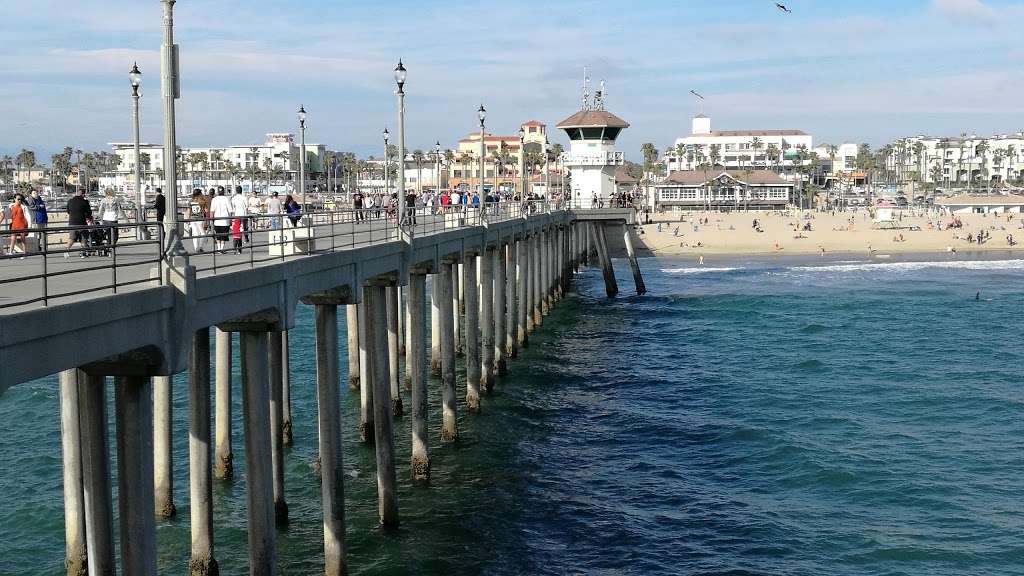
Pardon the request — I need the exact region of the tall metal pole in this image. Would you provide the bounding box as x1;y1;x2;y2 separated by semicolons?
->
160;0;185;258
395;60;407;232
435;141;441;198
383;129;389;198
299;106;307;209
130;62;146;239
519;130;526;212
478;105;486;207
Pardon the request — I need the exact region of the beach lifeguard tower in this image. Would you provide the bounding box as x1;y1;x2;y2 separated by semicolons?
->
556;71;629;208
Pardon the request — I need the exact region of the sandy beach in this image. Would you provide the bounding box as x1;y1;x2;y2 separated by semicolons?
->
635;209;1024;258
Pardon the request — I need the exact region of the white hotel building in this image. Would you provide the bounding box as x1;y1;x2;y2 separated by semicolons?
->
664;114;813;172
884;133;1024;188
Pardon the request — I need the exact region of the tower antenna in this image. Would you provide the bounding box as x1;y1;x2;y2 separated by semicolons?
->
594;79;606;111
582;66;591;111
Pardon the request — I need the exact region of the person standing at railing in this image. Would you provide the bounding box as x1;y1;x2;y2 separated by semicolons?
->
64;188;93;259
284;194;302;228
7;193;30;256
149;188;166;224
98;189;125;249
265;191;283;230
470;190;480;211
210;188;232;253
187;189;209;253
353;190;365;223
405;189;417;226
231;186;250;243
247;191;263;230
29;190;47;234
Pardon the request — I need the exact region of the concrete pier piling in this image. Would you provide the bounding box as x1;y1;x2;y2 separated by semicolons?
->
313;303;348;575
463;254;481;411
506;242;517;359
533;233;544;328
268;333;289;525
79;374;115;575
366;284;400;527
346;305;360;390
516;239;528;348
525;236;535;333
439;262;458;442
397;286;406;356
115;375;157;576
541;230;551;316
188;329;218;576
408;270;431;482
240;330;277;574
623;223;647;295
214;328;233;480
281;331;293;446
404;285;413;390
386;286;403;416
479;251;495;393
591;223;619;297
430;276;442;376
358;293;374;443
58;369;88;576
153;375;176;519
453;262;463;356
493;244;507;376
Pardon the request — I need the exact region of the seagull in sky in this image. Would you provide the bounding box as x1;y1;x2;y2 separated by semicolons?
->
690;90;705;100
776;3;792;13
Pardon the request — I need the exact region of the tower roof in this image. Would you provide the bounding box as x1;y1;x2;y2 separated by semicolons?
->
556;110;630;129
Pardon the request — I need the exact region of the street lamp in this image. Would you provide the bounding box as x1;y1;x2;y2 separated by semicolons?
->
160;0;186;258
435;141;442;199
383;127;390;198
129;62;148;239
298;105;307;210
478;104;486;208
518;127;527;210
394;60;408;232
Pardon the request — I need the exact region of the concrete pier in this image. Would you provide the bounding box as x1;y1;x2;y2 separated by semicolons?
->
516;239;528;347
281;331;293;446
58;369;88;576
439;262;458;442
153;375;175;519
493;244;507;376
397;286;406;356
312;302;348;575
188;329;218;576
347;305;360;390
366;284;399;526
591;223;618;297
541;230;551;316
525;236;535;333
533;233;543;328
623;223;646;295
78;374;115;575
408;270;430;481
463;254;481;411
479;250;495;393
404;285;413;390
453;262;462;356
430;276;442;376
214;328;233;480
268;333;289;525
358;293;374;443
239;330;276;573
115;375;157;576
386;286;403;416
505;242;517;359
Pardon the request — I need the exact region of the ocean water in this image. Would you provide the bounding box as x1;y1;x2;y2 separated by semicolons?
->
2;253;1024;575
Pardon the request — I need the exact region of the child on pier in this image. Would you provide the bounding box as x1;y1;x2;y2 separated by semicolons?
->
231;218;243;254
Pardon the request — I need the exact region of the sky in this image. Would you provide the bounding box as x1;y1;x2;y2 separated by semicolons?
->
2;0;1024;162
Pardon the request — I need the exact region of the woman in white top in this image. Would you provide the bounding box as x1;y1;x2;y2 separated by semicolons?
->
97;189;124;248
209;188;233;252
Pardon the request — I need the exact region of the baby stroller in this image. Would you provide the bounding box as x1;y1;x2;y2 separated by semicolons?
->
85;222;110;257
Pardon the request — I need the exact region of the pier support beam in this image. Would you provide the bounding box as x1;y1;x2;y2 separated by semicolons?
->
115;375;157;576
239;330;276;573
439;261;458;442
387;286;403;416
623;223;646;295
517;239;528;347
526;235;535;333
479;250;495;394
464;254;481;411
188;328;218;576
313;301;348;575
268;333;289;525
366;284;399;526
533;233;543;328
404;285;413;390
59;369;88;576
214;328;233;480
153;375;175;519
493;244;507;376
358;291;374;443
408;269;430;481
505;242;517;359
281;331;293;446
430;275;442;376
347;305;360;390
79;374;115;575
592;223;618;297
453;262;462;356
541;230;551;316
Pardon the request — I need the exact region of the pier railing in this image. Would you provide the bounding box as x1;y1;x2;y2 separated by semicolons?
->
0;199;559;312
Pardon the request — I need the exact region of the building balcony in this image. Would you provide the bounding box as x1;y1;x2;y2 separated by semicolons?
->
560;151;625;167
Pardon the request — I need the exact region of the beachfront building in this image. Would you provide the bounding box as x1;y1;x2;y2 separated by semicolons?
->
664;114;813;173
653;169;795;211
102;133;327;196
936;194;1024;214
356;157;446;195
448;120;553;194
883;134;1024;190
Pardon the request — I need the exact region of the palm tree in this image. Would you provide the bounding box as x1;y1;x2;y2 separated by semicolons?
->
765;143;780;173
992;149;1006;185
15;149;36;188
975;140;990;187
1005;144;1017;184
674;143;686;172
751;137;764;168
412;149;425;194
640;142;658;176
709;144;721;168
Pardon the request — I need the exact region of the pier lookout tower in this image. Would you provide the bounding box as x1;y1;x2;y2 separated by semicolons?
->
556;75;629;208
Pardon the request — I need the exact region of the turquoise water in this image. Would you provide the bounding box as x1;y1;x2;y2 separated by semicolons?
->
2;254;1024;574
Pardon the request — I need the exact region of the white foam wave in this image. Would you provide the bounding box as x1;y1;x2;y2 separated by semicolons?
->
661;267;738;274
795;259;1024;274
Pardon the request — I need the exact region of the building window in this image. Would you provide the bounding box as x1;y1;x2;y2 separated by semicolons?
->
529;127;537;133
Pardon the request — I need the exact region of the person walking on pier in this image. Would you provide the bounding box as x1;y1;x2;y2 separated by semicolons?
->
149;187;166;225
188;189;209;253
210;188;232;253
97;189;124;249
28;189;47;233
405;189;418;226
6;193;29;255
265;191;283;230
231;186;250;243
353;190;365;223
284;194;302;227
64;188;93;259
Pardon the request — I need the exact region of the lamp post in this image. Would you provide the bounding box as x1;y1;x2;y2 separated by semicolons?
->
298;105;307;209
394;60;407;231
435;141;441;198
249;146;259;193
383;127;390;197
519;127;526;212
129;62;148;239
478;104;486;209
160;0;186;257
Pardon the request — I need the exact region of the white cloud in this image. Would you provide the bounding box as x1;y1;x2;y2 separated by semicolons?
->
930;0;998;25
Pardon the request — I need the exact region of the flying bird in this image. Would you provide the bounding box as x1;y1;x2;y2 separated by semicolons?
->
690;90;705;100
776;3;791;12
